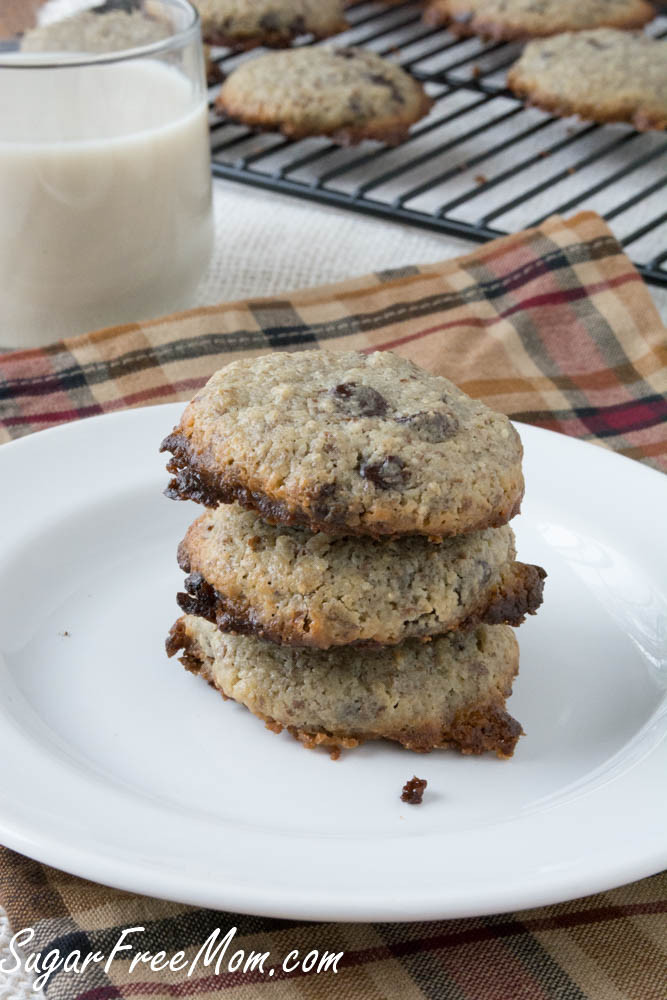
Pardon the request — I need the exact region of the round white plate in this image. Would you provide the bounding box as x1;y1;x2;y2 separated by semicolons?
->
0;404;665;921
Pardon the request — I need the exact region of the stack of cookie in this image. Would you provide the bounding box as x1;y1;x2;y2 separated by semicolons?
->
162;350;545;759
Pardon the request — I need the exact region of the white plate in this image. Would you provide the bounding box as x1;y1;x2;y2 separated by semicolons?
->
0;404;665;921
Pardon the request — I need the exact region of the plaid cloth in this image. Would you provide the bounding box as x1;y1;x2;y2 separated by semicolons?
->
0;855;665;1000
0;0;45;39
1;211;666;468
0;211;665;1000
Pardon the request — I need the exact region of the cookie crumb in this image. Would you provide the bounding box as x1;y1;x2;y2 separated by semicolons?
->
59;630;71;637
474;173;487;184
401;776;427;804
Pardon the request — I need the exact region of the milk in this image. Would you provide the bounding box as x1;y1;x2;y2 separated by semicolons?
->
0;58;212;346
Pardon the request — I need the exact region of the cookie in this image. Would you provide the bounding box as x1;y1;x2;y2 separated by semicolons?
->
177;504;546;647
214;47;432;144
167;616;523;757
21;8;170;53
508;30;667;131
161;350;525;539
423;0;656;41
196;0;347;50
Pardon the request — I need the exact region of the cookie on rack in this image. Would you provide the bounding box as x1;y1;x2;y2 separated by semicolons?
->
423;0;656;41
197;0;347;50
214;46;432;144
161;350;525;539
21;7;170;52
177;504;546;647
508;29;667;131
167;616;523;757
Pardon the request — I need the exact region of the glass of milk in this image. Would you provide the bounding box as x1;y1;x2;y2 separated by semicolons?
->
0;0;213;348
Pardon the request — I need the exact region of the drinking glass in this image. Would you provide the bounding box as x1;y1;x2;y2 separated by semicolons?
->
0;0;213;347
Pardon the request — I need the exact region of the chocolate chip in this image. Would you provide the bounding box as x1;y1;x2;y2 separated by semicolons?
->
396;410;459;442
289;15;306;35
309;481;338;521
331;382;388;418
367;73;405;104
359;455;407;489
477;559;492;586
177;572;218;622
93;0;140;13
259;12;280;31
185;571;205;591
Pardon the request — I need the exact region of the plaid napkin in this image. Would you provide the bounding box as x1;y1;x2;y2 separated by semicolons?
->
0;0;44;38
0;211;665;1000
1;211;666;468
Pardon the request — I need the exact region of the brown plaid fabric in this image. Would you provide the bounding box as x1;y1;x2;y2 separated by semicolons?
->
1;211;666;468
0;854;665;1000
0;0;45;39
0;211;665;999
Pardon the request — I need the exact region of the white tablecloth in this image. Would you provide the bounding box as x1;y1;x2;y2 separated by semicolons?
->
196;181;667;319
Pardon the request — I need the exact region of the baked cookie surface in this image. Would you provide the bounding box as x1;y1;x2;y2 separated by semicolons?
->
423;0;656;40
177;504;545;647
161;350;525;539
197;0;347;49
508;29;667;131
168;615;523;757
21;8;169;52
215;46;432;144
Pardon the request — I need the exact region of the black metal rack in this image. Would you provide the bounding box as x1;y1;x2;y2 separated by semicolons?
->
208;2;667;287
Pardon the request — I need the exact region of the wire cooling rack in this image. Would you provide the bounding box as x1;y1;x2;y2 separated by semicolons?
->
208;2;667;287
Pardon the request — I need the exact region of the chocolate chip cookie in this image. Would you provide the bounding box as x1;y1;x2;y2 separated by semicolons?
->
21;7;170;52
177;504;545;647
214;47;432;144
423;0;656;40
161;350;525;539
167;616;523;757
508;29;667;131
196;0;347;50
